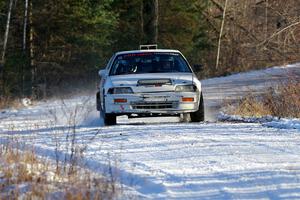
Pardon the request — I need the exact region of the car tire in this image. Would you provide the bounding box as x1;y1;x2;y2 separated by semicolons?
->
190;92;205;122
99;96;117;126
96;92;101;111
104;114;117;125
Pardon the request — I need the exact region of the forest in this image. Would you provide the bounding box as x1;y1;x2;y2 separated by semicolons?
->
0;0;299;99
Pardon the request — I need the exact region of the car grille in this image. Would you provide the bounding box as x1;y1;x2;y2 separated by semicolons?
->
131;101;177;110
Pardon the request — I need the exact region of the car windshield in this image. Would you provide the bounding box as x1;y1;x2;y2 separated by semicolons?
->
110;52;192;75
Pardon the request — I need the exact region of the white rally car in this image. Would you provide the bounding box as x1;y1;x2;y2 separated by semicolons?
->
97;46;204;125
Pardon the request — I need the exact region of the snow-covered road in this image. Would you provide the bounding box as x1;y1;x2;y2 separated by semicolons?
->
1;63;300;199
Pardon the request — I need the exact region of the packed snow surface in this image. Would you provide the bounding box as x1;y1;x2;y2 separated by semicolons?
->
1;63;300;199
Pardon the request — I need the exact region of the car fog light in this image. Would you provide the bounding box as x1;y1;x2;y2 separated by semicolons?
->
114;98;127;103
182;97;194;102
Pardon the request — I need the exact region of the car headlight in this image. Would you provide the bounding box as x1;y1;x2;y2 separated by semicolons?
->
108;87;133;94
175;85;197;92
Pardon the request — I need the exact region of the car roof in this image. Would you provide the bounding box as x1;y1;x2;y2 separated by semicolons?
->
115;49;181;56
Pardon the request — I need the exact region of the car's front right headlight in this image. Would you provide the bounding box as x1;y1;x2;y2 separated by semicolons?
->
108;87;133;94
175;84;197;92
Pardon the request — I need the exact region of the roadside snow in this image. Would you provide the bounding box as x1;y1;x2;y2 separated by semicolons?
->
219;113;300;131
265;118;300;130
202;62;300;121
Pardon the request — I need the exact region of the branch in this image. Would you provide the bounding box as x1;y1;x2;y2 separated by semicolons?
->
201;11;221;35
209;0;224;12
258;21;300;47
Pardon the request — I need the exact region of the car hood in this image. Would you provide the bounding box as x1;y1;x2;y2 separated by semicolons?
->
109;73;195;93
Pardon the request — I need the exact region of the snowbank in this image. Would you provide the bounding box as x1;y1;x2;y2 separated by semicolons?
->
218;112;300;130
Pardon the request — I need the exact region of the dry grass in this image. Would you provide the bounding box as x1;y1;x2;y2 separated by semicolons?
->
229;80;300;118
0;96;22;110
0;95;120;199
0;90;125;199
0;142;119;199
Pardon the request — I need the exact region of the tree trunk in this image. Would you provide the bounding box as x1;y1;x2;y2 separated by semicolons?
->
142;0;159;44
23;0;33;96
265;0;268;40
23;0;28;51
29;0;34;95
29;0;34;67
140;0;144;44
154;0;158;44
21;0;29;96
215;0;228;69
1;0;14;63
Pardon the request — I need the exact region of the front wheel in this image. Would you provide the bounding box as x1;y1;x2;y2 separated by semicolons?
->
104;113;117;126
99;96;117;126
96;92;101;111
190;92;205;122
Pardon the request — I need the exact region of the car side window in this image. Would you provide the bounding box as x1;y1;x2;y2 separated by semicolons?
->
106;55;116;72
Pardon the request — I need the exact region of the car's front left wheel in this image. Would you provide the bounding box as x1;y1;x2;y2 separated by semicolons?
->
103;113;117;125
190;92;205;122
99;95;117;126
96;92;101;111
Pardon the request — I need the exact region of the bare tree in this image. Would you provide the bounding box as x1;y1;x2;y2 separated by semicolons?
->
1;0;14;63
23;0;29;51
29;0;34;66
215;0;228;69
29;0;34;96
265;0;268;40
154;0;159;43
140;0;144;44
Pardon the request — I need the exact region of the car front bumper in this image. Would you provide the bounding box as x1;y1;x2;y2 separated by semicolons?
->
104;92;200;115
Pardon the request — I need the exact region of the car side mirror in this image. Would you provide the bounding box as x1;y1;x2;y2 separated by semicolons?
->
193;64;203;72
98;69;106;77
